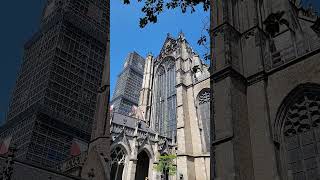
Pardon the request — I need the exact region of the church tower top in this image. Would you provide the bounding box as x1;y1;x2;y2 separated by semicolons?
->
178;31;185;40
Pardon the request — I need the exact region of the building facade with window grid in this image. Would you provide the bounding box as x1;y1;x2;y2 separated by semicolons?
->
0;0;107;169
111;52;145;115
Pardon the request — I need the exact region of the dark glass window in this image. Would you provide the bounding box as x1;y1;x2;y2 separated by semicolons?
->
153;58;177;139
197;90;210;153
282;93;320;179
111;146;126;180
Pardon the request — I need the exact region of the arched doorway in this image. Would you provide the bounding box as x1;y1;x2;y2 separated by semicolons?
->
111;146;126;180
135;150;150;180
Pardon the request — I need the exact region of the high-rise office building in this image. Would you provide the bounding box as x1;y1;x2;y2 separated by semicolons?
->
111;52;145;115
0;0;107;168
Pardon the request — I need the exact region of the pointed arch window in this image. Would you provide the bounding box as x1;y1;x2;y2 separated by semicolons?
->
153;57;177;140
166;61;177;140
111;146;127;180
277;86;320;180
197;89;211;153
155;66;166;135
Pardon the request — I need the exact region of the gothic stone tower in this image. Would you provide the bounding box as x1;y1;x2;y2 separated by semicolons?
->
0;0;107;169
139;33;211;180
212;0;320;179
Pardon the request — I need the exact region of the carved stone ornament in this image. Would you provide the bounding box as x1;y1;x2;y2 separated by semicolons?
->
263;11;290;38
161;40;177;57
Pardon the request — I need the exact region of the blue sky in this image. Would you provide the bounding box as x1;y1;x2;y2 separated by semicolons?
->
0;0;208;124
0;1;45;124
110;0;320;98
110;1;209;98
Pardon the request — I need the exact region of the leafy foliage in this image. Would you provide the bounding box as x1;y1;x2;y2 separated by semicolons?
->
154;154;177;176
121;0;211;61
122;0;210;28
197;25;210;61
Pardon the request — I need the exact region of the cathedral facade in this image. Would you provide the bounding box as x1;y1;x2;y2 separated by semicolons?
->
110;33;211;180
211;0;320;180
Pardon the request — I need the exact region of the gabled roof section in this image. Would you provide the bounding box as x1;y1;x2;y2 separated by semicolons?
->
156;31;194;61
159;33;177;55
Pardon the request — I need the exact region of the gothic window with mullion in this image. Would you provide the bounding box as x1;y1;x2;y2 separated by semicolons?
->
111;146;126;180
197;89;210;153
166;62;177;140
155;66;166;135
279;90;320;180
154;58;177;139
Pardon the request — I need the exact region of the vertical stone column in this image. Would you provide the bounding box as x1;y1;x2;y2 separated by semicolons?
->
246;80;280;180
176;58;191;180
176;83;188;179
126;125;139;180
211;1;255;180
152;133;161;180
185;59;207;180
126;159;137;180
175;39;197;179
139;54;154;123
239;20;280;179
212;70;254;180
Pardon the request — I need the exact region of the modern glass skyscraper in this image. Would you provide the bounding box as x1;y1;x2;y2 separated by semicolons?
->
111;52;145;115
0;0;107;168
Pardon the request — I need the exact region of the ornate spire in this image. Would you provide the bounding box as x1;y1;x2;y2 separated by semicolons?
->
178;30;185;40
147;52;153;58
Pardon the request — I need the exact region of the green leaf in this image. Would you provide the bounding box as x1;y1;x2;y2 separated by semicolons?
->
153;154;177;176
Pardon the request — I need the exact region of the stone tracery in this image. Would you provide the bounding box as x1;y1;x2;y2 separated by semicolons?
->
110;146;127;180
276;85;320;179
153;57;177;140
197;89;211;153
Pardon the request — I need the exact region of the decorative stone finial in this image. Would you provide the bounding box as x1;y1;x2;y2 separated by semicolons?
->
178;30;185;39
133;123;139;137
155;133;159;142
147;52;153;58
